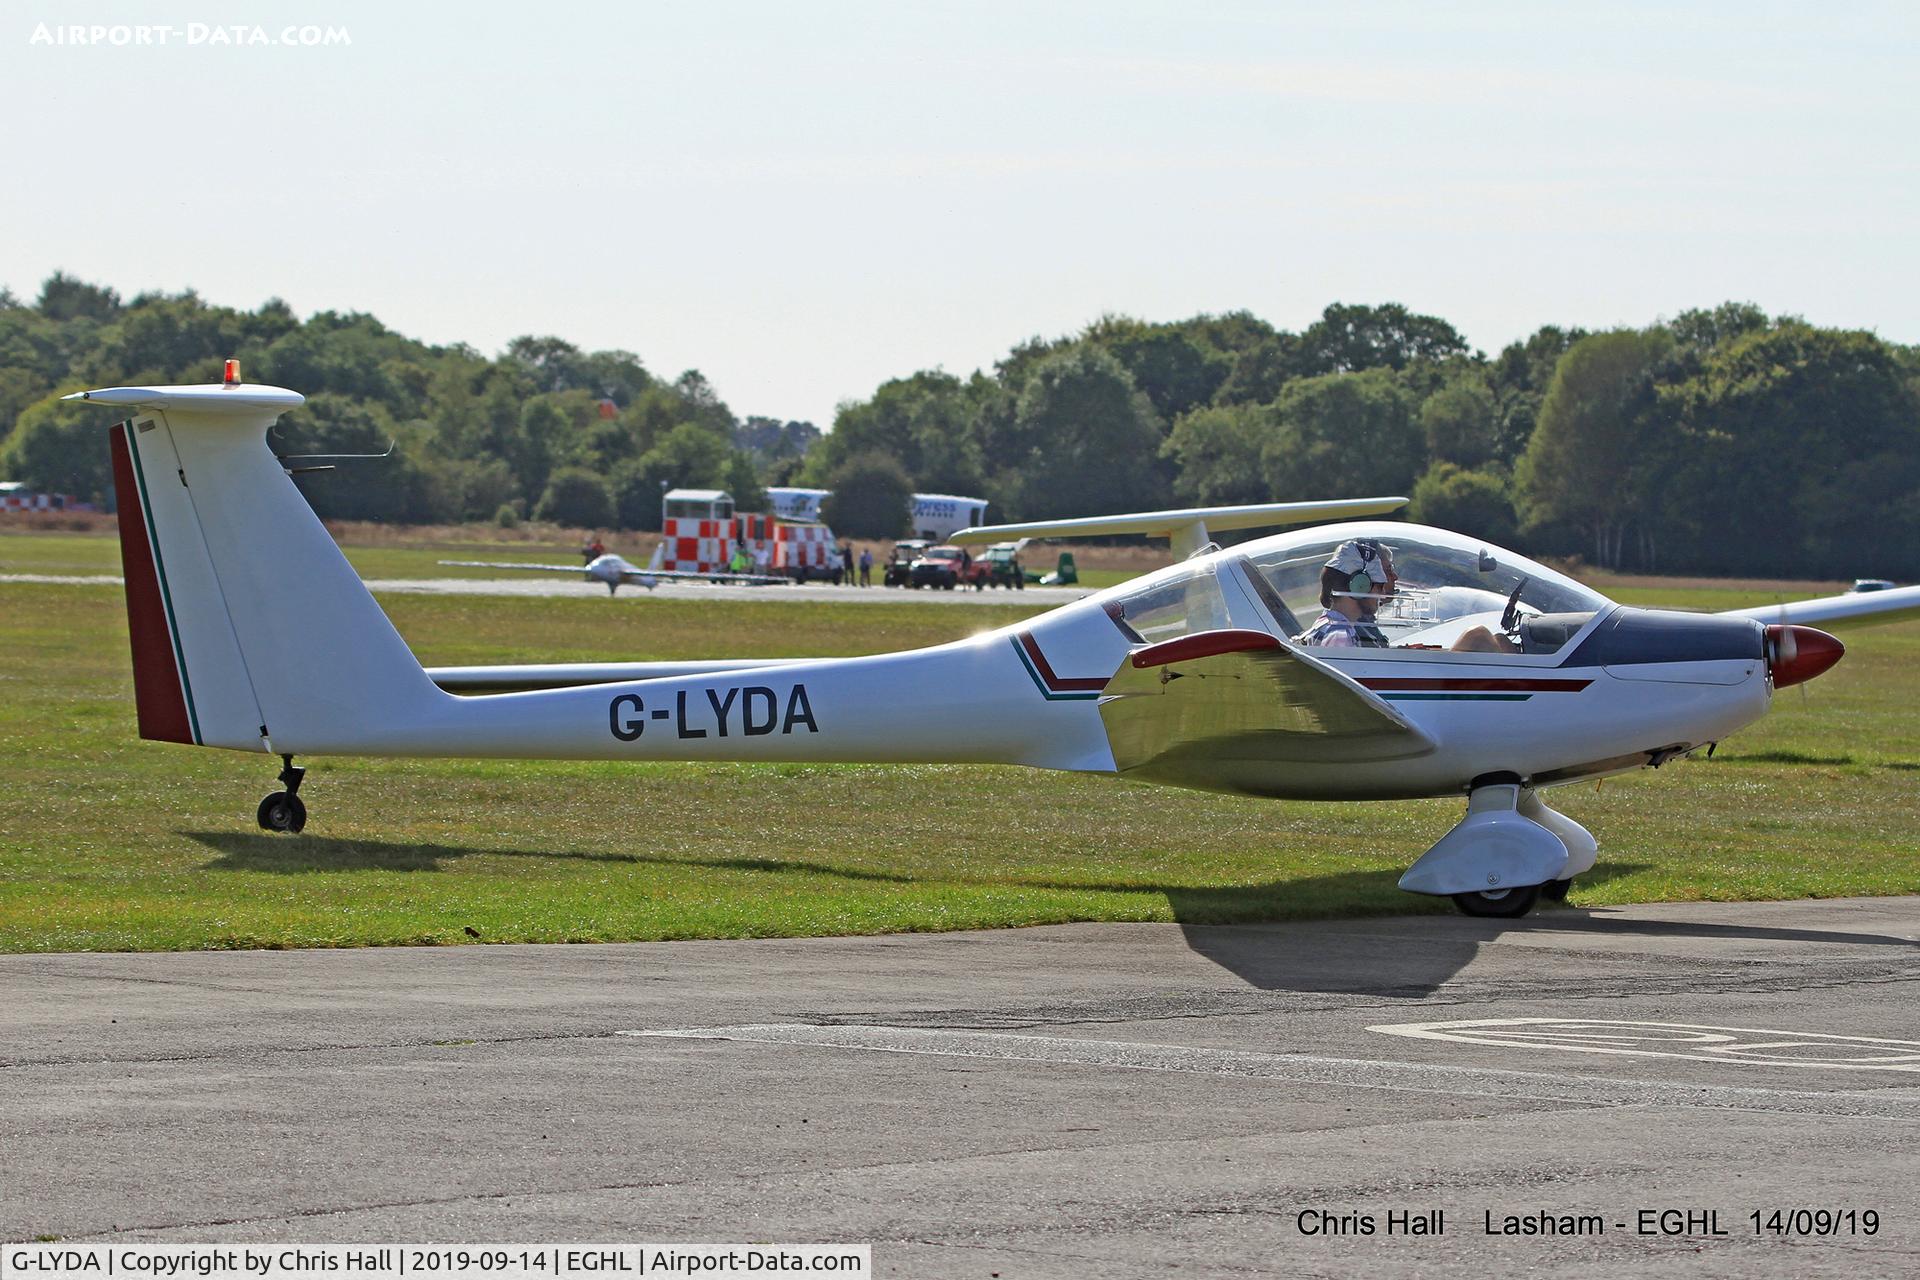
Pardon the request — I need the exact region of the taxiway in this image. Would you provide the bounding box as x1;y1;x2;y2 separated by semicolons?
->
3;898;1917;1276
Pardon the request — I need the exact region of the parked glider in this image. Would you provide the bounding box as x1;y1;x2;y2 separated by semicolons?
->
438;553;788;594
70;371;1920;916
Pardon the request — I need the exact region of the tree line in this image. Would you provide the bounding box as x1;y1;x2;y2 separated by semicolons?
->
808;302;1920;579
0;273;815;533
3;274;1917;579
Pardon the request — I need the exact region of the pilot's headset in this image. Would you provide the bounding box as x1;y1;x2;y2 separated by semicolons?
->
1332;539;1393;599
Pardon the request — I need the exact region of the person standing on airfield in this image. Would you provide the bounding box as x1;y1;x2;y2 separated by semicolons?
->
858;547;873;587
841;542;855;586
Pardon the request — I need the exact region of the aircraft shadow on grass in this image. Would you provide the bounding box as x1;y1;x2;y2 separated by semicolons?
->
185;833;1915;998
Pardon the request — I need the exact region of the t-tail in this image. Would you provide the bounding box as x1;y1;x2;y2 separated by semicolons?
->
78;367;447;754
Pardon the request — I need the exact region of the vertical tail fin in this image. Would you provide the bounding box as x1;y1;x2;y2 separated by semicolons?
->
75;379;446;753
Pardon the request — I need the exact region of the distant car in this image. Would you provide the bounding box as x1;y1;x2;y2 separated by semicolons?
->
884;539;930;587
909;544;986;590
1848;579;1898;593
976;542;1027;589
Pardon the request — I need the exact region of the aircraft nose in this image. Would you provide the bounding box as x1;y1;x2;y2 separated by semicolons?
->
1766;624;1845;688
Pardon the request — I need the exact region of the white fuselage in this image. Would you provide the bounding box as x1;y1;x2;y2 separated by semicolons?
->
92;386;1778;802
351;570;1773;801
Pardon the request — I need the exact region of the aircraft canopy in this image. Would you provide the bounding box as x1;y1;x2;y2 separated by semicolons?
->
1233;522;1611;650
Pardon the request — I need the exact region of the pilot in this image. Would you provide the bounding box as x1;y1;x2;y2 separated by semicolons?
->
1297;540;1395;648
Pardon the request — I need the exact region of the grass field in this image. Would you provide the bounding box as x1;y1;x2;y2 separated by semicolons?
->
1;528;1915;953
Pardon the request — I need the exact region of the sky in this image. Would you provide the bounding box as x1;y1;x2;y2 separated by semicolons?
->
5;1;1917;427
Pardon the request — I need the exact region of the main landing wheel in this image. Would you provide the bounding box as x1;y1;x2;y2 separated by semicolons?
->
256;792;307;834
256;753;308;834
1451;884;1542;918
1540;878;1573;903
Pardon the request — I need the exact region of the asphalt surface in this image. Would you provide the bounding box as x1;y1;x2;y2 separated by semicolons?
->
0;572;1093;605
4;897;1919;1277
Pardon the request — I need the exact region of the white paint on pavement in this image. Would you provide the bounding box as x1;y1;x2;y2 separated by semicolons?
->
1368;1017;1920;1072
622;1023;1920;1118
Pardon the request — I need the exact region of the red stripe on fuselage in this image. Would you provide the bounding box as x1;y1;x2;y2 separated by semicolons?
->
110;424;194;744
1357;677;1592;692
1017;632;1108;691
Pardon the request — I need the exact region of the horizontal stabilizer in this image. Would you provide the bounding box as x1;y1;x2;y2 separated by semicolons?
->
1721;584;1920;631
951;497;1408;559
63;383;305;415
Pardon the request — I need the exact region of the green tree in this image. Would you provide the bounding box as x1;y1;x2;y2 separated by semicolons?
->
0;367;52;441
534;466;616;528
992;344;1167;520
1080;315;1228;423
277;394;434;522
0;394;114;504
1408;463;1517;544
803;370;984;494
1259;368;1423;501
258;312;409;405
37;272;120;323
735;415;820;466
1513;329;1676;568
1212;331;1308;406
510;396;574;499
610;461;672;531
1668;301;1771;356
725;450;768;515
670;369;739;438
1489;325;1586;466
423;456;519;522
610;422;737;530
1299;303;1470;374
1419;373;1499;469
1163;403;1277;505
506;335;590;393
1662;325;1920;577
821;453;913;539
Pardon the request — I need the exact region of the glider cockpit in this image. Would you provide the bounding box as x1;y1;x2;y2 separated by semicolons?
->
1100;524;1612;662
1239;522;1607;656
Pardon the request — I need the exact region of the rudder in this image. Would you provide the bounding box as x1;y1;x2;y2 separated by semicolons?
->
110;420;200;744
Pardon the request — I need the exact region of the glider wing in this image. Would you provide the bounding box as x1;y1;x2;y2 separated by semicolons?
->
1720;584;1920;631
1098;629;1437;791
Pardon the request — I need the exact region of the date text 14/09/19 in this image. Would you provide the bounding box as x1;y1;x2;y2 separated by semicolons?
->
610;685;818;742
1294;1208;1882;1238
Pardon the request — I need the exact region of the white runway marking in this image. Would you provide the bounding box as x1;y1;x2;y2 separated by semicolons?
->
1368;1017;1920;1072
360;578;1091;605
0;571;1090;605
622;1024;1920;1119
0;572;123;586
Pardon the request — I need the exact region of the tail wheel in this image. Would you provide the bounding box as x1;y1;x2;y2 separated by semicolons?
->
1451;884;1541;918
256;792;307;834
